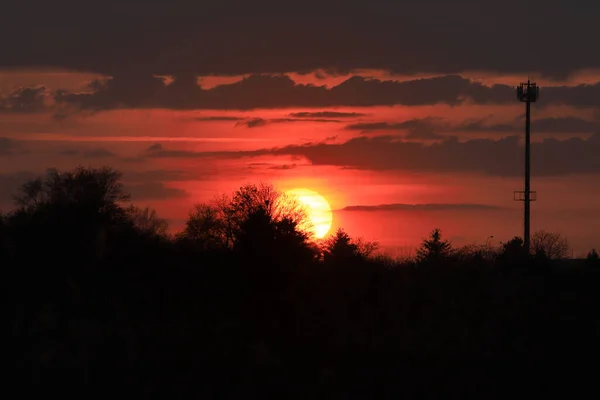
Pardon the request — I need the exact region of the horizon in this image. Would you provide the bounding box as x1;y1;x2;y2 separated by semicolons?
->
3;0;600;257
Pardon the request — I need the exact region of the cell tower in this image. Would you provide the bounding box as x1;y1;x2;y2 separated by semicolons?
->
514;80;539;255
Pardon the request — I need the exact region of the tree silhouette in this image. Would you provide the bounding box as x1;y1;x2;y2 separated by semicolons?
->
235;205;276;257
180;183;311;250
126;206;168;237
587;249;599;267
497;236;527;266
323;228;379;264
416;228;452;264
235;204;314;263
5;166;132;264
531;230;570;260
179;203;230;250
5;164;600;395
324;228;360;262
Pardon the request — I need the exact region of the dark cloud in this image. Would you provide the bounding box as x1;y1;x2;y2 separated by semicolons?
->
289;111;367;118
345;122;402;131
2;1;598;79
532;117;599;133
192;116;244;121
123;170;195;183
234;117;342;128
345;116;600;137
340;203;504;212
148;133;600;177
264;134;600;176
345;117;445;139
144;143;209;159
4;73;592;111
136;131;600;176
121;169;199;200
126;182;188;201
456;116;600;134
453;119;515;133
143;143;261;159
0;138;18;155
59;149;79;156
269;164;297;170
59;148;117;158
57;74;508;111
0;86;50;113
236;118;268;128
247;162;299;170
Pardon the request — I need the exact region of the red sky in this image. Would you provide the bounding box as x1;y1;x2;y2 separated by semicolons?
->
2;69;600;256
3;1;600;256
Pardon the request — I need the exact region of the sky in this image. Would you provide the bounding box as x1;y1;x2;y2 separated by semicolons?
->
2;0;600;256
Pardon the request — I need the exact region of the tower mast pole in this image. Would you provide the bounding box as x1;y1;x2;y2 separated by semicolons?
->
515;80;539;256
524;81;531;254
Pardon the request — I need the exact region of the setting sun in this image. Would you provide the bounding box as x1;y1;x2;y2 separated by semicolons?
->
286;188;333;239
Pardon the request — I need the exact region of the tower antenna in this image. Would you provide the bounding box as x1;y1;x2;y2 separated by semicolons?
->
514;81;540;256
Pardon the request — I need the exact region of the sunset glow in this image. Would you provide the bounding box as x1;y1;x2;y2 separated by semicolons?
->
8;1;600;387
1;2;600;256
286;188;333;239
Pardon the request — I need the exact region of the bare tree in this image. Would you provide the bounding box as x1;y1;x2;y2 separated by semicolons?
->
13;166;129;214
12;178;44;208
531;230;570;260
126;206;169;237
354;236;380;258
180;203;230;250
179;182;311;249
230;183;310;232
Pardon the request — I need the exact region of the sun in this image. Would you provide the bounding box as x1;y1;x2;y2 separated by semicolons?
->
285;188;333;239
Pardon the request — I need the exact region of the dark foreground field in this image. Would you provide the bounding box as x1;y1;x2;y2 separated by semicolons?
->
8;260;600;399
5;167;600;398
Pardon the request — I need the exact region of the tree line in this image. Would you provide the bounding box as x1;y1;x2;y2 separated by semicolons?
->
4;166;600;397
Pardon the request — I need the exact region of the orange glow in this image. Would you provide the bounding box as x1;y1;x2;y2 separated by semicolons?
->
286;188;333;238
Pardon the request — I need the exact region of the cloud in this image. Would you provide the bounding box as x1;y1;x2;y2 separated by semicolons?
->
152;133;596;177
126;182;188;201
143;143;261;159
345;116;600;137
59;148;117;158
269;164;297;170
192;116;244;121
264;134;600;176
0;86;50;113
339;203;504;212
234;117;342;128
57;74;508;111
2;1;599;79
456;116;600;134
345;117;445;139
143;143;211;158
138;122;600;177
0;137;17;155
123;170;197;183
288;111;367;118
121;169;199;200
236;118;268;128
46;72;600;111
